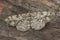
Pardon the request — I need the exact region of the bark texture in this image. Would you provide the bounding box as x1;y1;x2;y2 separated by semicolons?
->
0;0;60;40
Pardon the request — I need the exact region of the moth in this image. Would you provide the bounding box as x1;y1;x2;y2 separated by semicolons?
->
4;11;56;31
